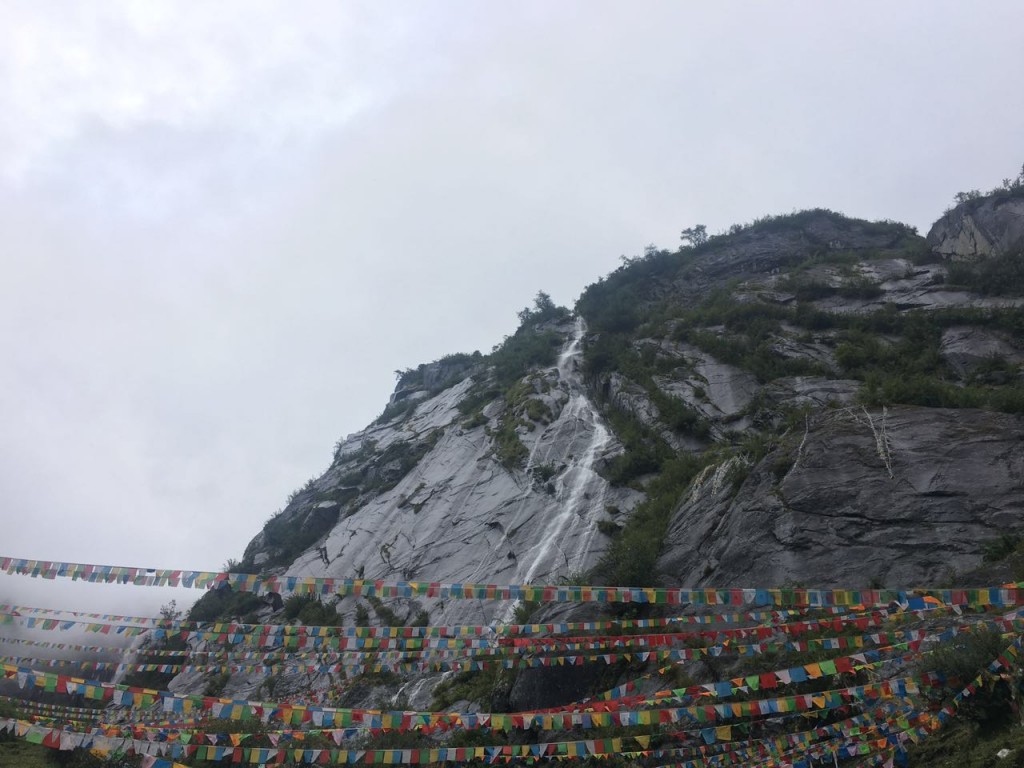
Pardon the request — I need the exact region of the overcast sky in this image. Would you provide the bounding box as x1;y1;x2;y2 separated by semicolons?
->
1;1;1022;617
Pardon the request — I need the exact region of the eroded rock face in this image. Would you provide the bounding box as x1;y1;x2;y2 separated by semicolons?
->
763;377;859;408
247;320;641;628
940;326;1024;379
927;194;1024;261
647;341;760;420
657;406;1024;589
188;202;1024;712
681;213;910;286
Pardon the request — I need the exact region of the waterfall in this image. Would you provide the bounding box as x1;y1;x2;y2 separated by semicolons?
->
515;317;611;584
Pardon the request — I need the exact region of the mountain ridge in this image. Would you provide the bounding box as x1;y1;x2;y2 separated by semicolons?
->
168;176;1024;714
220;186;1024;610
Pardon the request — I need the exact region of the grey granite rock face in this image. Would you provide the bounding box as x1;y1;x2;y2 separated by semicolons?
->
604;372;706;452
643;340;760;421
763;377;860;409
940;326;1024;379
247;320;640;628
657;406;1024;589
679;213;909;287
171;321;644;707
927;195;1024;261
175;204;1024;711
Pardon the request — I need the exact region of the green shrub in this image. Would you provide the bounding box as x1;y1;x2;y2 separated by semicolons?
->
257;504;342;571
188;588;264;623
838;276;884;299
523;397;553;423
530;463;558;482
595;450;712;587
429;668;513;711
945;248;1024;296
373;396;420;425
366;596;403;626
649;390;710;437
490;412;528;469
204;671;232;697
512;600;540;624
461;410;488;429
982;534;1024;563
920;628;1015;726
282;594;342;626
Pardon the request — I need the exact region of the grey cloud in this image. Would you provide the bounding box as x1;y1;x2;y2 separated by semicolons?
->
0;1;1022;616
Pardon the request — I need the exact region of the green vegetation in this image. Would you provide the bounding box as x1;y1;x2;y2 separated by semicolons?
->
187;587;265;624
393;352;484;394
945;247;1024;296
378;352;485;425
918;628;1015;728
578;209;918;335
489;408;529;469
0;741;54;767
120;602;190;691
451;292;572;468
573;196;1023;594
484;376;554;469
282;594;343;626
512;600;540;624
338;431;443;495
372;395;420;425
947;163;1024;211
252;506;342;572
779;273;884;301
589;276;1024;420
333;436;378;466
429;667;515;711
203;670;232;697
365;595;403;626
0;737;142;767
492;292;570;384
594;447;712;587
907;722;1024;768
982;534;1024;563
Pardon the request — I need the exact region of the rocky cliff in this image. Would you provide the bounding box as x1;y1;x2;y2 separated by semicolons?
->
927;192;1024;261
658;405;1024;588
236;315;641;629
577;200;1023;592
173;183;1024;709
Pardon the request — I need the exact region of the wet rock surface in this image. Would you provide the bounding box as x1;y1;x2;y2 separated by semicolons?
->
248;320;641;628
171;198;1024;713
658;406;1024;588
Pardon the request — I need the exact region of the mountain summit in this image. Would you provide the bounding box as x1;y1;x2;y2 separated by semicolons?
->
175;176;1024;711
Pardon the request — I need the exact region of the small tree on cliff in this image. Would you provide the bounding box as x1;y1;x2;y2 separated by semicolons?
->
680;224;708;248
517;290;566;325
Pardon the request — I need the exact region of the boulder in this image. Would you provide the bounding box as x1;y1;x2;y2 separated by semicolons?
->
927;194;1024;261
